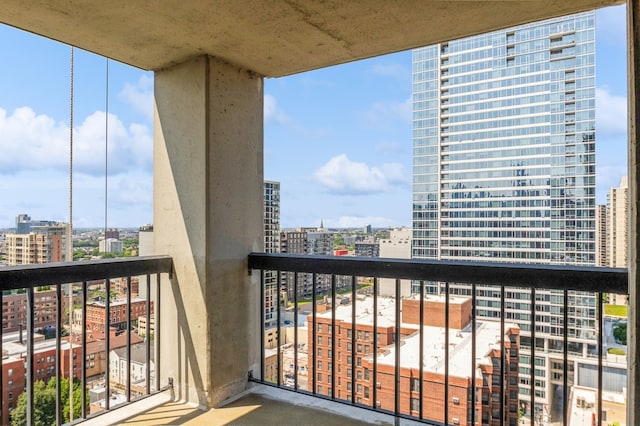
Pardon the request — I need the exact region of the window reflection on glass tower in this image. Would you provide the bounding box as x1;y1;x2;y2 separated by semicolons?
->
412;11;602;421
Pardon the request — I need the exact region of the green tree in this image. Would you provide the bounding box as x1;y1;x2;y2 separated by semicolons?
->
12;378;86;426
613;322;627;345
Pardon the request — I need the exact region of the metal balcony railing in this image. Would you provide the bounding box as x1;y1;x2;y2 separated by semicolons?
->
0;255;172;426
249;252;628;426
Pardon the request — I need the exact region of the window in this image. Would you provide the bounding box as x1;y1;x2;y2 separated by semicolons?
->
347;368;352;378
317;373;322;382
317;385;322;394
357;357;362;367
347;329;352;339
357;370;362;380
364;331;370;341
364;345;370;354
328;350;332;359
347;382;352;391
7;381;12;389
364;368;370;380
318;324;323;333
318;348;322;357
347;342;352;351
410;398;419;412
318;336;323;345
357;384;362;393
364;386;369;398
411;377;420;392
357;344;362;353
317;361;322;370
357;330;362;340
8;392;13;400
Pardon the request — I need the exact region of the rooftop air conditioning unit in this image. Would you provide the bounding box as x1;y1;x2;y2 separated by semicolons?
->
452;397;460;404
452;418;460;425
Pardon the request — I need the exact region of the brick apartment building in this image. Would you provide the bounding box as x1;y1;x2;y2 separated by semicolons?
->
1;332;82;424
1;328;145;424
85;298;152;333
2;289;67;333
310;295;520;426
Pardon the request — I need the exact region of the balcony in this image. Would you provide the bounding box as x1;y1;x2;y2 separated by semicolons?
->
0;0;638;425
0;254;628;425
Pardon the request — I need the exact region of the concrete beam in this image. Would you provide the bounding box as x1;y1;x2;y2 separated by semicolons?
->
153;55;262;406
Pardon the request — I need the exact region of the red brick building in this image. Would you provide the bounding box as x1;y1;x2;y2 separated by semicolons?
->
309;295;520;426
86;298;152;333
2;357;26;425
2;289;66;333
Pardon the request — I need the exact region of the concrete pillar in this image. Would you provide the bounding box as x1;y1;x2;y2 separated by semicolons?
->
629;0;639;423
153;56;263;406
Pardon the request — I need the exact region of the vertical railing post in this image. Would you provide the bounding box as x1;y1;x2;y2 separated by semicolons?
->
155;272;161;391
105;278;110;410
331;275;336;400
444;281;450;425
81;281;87;418
145;274;151;395
500;285;505;426
26;287;34;425
471;282;477;426
126;276;131;402
394;278;401;420
56;284;62;426
597;292;604;425
293;272;299;390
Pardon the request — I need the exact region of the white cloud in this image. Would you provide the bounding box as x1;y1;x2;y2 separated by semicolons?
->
119;74;154;120
0;106;152;176
314;154;407;195
596;87;627;136
264;94;289;124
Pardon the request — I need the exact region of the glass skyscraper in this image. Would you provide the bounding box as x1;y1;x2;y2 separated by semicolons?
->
412;12;603;421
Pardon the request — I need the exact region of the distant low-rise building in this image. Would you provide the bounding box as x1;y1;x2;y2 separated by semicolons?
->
99;238;123;254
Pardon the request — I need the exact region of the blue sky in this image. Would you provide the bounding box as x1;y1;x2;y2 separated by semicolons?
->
0;5;628;229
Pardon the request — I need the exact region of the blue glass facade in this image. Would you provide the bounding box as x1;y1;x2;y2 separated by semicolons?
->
412;12;597;418
413;12;595;265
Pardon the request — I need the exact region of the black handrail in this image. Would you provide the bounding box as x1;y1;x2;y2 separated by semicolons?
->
248;252;628;295
0;255;173;290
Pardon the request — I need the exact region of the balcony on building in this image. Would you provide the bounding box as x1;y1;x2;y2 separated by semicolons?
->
0;0;637;425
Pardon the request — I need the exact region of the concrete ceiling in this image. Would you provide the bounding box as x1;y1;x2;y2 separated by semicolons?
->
0;0;624;77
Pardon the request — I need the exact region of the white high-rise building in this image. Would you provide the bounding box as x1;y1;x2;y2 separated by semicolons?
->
264;181;280;328
607;176;628;268
412;12;604;420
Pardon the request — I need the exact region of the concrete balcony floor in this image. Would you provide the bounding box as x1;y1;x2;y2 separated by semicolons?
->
82;384;395;425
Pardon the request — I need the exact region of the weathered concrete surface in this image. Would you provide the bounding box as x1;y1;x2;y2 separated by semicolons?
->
0;0;624;75
154;55;262;407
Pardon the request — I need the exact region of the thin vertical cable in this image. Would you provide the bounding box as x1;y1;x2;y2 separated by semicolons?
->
56;284;62;426
563;290;569;426
81;281;87;418
597;293;603;425
331;275;336;399
104;58;109;236
293;272;299;389
444;281;450;425
68;45;75;423
394;279;401;418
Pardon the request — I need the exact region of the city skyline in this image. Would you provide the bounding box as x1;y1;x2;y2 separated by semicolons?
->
0;5;627;229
